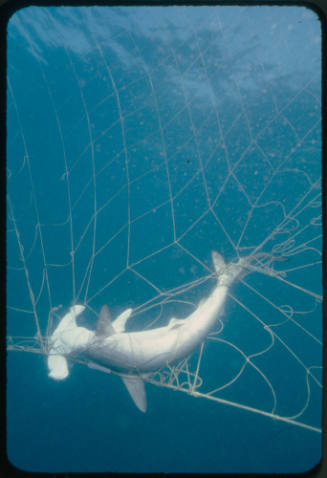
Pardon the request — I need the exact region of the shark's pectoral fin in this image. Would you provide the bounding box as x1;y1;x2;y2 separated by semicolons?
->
121;375;147;413
96;305;115;337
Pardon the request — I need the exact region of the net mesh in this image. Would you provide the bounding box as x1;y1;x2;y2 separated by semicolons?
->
7;6;322;434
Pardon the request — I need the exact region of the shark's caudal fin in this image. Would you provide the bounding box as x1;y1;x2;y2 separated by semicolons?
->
212;251;226;274
121;375;147;412
212;250;244;287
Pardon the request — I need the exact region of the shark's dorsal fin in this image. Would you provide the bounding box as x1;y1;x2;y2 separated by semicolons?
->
96;305;115;337
121;375;147;413
112;308;133;333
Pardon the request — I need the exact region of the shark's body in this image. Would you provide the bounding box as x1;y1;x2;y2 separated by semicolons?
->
47;251;244;412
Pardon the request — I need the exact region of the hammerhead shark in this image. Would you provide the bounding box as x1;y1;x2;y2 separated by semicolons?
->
47;251;244;412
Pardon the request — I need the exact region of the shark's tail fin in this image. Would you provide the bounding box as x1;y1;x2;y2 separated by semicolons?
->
212;251;226;275
212;251;244;287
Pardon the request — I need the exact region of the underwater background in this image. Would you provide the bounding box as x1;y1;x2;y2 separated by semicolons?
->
6;5;322;474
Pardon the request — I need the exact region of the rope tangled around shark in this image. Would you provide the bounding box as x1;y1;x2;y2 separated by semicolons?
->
46;250;281;412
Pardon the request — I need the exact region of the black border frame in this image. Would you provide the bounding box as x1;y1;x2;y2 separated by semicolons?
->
0;1;325;477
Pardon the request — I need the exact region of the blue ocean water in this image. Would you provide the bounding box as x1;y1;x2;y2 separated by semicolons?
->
6;5;322;474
